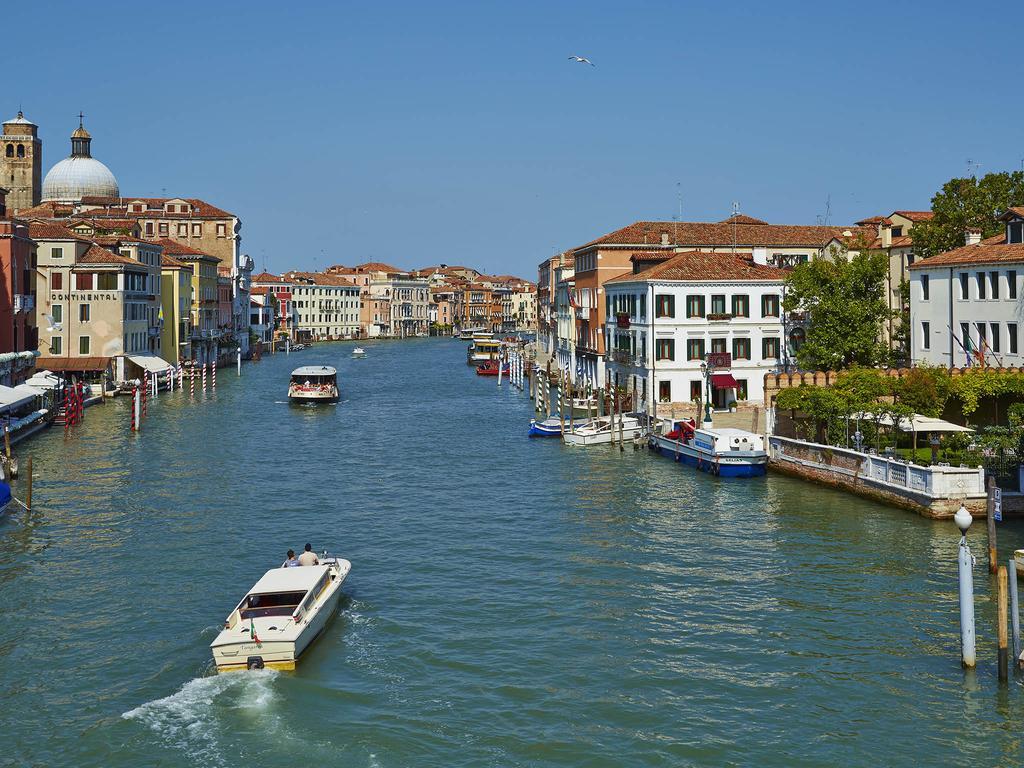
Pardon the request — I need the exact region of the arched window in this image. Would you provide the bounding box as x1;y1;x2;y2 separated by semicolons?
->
16;144;24;158
4;144;12;158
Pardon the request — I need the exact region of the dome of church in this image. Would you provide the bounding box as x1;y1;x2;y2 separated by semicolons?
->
42;156;119;202
41;118;119;203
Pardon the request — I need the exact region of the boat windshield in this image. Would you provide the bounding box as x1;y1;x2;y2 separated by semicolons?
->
290;374;334;385
240;590;307;619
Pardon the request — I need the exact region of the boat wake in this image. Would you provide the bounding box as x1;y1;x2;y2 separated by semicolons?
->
122;670;279;765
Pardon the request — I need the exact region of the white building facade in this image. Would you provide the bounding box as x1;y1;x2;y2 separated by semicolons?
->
909;211;1024;368
603;251;788;412
283;272;361;340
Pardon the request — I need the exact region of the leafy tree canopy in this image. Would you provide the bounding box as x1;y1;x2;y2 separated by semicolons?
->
911;171;1024;259
782;248;890;370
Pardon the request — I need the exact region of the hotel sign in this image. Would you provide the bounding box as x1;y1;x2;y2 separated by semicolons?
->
50;292;118;302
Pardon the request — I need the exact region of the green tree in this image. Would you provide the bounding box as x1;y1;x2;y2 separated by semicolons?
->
894;366;950;417
911;171;1024;259
783;247;891;370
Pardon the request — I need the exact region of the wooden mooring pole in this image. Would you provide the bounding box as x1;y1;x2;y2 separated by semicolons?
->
986;475;997;575
998;564;1009;683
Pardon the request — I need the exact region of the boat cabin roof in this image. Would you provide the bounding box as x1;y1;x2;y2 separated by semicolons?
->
249;564;331;595
290;366;337;377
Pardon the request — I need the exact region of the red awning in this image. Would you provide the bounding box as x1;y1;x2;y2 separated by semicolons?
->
711;372;739;388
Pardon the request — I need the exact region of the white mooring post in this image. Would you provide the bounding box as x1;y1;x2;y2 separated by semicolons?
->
1010;557;1022;672
237;346;242;376
955;504;977;668
133;384;142;432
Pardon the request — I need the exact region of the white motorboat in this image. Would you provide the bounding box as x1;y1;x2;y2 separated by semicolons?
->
211;555;352;671
288;365;339;403
351;347;367;358
563;415;643;446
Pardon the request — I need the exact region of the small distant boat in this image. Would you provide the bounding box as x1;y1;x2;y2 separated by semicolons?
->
291;343;307;351
476;360;509;376
351;347;367;358
459;327;484;340
529;416;593;437
648;418;767;478
288;365;339;403
210;554;352;671
563;415;643;446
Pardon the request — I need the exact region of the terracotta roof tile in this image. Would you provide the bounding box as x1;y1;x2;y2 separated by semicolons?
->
910;241;1024;269
717;213;769;225
576;219;858;250
80;196;236;219
893;210;934;221
606;251;788;283
27;221;83;241
76;244;140;266
153;237;219;261
161;254;187;268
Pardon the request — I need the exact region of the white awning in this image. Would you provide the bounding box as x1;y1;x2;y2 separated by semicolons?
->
851;412;974;433
126;355;173;374
0;384;41;412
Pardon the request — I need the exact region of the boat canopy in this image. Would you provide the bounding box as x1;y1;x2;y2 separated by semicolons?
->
249;564;331;595
127;354;174;373
0;384;41;413
290;366;337;378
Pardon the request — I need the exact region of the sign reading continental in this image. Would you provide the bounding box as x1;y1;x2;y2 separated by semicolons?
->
50;292;118;301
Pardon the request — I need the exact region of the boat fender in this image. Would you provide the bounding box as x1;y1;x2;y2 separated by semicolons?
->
246;656;265;670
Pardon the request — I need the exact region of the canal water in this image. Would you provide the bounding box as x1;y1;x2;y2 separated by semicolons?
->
2;338;1023;767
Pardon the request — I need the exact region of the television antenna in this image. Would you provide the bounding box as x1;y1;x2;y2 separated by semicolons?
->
966;158;980;177
731;201;740;254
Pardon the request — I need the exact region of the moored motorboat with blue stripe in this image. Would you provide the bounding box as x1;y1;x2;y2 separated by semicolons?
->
528;416;593;437
649;419;767;478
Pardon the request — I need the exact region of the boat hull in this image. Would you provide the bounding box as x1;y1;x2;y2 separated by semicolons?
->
528;417;592;437
649;434;767;477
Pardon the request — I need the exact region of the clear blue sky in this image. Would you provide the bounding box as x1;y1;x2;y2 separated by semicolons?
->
7;1;1021;278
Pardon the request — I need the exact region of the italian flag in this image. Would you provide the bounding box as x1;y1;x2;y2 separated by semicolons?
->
250;617;260;644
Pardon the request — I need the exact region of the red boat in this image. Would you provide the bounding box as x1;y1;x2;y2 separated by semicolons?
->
476;361;509;376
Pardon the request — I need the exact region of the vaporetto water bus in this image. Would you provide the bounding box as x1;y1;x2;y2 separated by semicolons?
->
649;418;768;478
287;366;339;403
467;337;502;366
210;554;352;671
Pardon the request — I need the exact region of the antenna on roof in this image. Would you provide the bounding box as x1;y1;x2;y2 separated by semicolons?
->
822;194;832;226
673;181;682;245
966;158;979;178
731;201;740;254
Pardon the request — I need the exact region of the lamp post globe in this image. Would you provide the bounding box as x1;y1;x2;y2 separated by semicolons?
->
954;504;973;535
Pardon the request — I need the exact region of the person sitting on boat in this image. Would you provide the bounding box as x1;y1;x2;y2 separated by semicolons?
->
298;543;319;566
283;549;300;567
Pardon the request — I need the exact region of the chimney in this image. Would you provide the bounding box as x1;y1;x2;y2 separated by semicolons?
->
752;246;768;266
880;222;892;249
660;231;670;246
965;228;982;246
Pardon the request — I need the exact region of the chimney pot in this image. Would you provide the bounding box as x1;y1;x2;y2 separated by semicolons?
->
965;229;982;246
661;231;670;246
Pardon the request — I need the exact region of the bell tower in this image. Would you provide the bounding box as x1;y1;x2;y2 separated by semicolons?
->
0;111;42;212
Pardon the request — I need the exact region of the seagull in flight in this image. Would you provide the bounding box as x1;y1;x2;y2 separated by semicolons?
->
568;55;595;67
